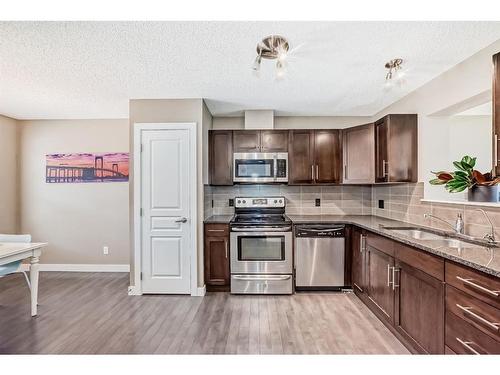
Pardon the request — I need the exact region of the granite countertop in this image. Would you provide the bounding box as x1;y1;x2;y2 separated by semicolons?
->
204;215;234;224
288;215;500;278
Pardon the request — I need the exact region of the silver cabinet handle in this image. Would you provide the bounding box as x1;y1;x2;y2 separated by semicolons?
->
392;267;400;290
175;217;188;223
456;276;500;297
456;304;500;331
311;165;314;181
456;337;481;355
382;160;389;178
207;229;225;232
360;234;366;253
225;240;228;259
387;264;392;287
495;134;498;167
316;165;319;180
344;164;348;179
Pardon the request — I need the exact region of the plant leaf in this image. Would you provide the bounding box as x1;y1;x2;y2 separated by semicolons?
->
453;161;466;171
429;178;447;185
473;170;486;184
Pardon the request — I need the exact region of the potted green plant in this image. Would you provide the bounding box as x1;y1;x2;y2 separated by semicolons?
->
429;155;500;202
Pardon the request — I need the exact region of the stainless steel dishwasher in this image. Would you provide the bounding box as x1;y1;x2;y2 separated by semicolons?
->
294;224;346;290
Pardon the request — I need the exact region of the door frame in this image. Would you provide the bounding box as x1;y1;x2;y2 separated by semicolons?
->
131;122;198;296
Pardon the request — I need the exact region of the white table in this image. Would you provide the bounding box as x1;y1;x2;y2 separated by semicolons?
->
0;242;47;316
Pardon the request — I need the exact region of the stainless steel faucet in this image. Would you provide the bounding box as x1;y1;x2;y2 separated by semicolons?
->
476;209;496;244
423;213;464;234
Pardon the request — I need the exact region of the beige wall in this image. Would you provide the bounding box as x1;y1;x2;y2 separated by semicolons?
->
18;119;130;265
129;99;209;288
213;116;372;130
0;115;20;234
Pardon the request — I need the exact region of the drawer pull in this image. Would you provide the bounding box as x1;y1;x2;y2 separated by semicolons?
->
455;337;481;355
456;304;500;331
207;229;225;232
456;276;500;297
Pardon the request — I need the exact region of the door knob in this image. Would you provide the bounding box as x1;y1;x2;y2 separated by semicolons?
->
175;217;188;223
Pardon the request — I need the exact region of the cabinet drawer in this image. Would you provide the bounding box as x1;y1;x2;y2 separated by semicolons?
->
446;311;500;354
446;261;500;310
446;285;500;342
365;232;394;257
204;223;229;237
395;243;444;281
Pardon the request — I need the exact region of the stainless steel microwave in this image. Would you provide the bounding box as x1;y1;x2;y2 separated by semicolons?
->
233;152;288;183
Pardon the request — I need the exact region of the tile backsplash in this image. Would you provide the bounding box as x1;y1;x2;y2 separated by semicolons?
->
205;185;372;216
206;182;500;239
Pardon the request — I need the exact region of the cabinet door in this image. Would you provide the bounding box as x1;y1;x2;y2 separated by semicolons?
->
343;123;375;184
351;228;367;295
493;53;500;176
394;260;445;354
314;130;341;184
233;130;260;152
209;130;233;185
261;130;289;152
375;118;389;182
366;244;395;324
288;130;315;184
387;115;418;182
204;236;230;287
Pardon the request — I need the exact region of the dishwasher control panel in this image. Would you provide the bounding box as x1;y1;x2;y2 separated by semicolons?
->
295;225;345;238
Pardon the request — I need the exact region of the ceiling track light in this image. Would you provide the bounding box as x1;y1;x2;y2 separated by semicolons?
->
252;35;290;78
385;58;403;81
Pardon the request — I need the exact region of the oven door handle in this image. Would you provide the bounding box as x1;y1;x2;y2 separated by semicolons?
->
231;226;292;232
232;275;292;281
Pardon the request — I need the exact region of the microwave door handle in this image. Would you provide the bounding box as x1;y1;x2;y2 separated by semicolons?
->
273;155;277;181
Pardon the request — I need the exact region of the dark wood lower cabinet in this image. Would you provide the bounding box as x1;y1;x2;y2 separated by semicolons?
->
351;228;366;296
366;244;395;325
394;260;445;354
204;224;230;292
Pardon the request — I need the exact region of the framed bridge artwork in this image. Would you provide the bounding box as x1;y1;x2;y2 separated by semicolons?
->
45;152;129;183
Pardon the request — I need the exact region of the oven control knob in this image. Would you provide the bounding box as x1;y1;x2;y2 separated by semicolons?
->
274;199;277;203
237;200;241;204
279;199;283;203
242;200;246;203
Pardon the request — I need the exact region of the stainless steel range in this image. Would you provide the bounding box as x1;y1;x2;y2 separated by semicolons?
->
230;196;293;294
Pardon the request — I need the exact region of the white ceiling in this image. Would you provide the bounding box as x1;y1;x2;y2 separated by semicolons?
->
1;21;500;119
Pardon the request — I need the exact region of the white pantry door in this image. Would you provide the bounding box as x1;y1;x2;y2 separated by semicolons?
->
141;128;193;294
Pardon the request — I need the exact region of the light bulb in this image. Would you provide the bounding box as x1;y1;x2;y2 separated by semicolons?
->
252;55;261;71
276;60;286;80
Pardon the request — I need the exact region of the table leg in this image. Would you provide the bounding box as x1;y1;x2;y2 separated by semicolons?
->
30;255;40;316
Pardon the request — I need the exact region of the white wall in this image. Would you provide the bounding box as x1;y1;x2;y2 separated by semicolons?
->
375;39;500;201
0;115;19;234
19;119;130;265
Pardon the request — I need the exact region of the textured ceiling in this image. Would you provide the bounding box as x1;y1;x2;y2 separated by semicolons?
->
1;21;500;119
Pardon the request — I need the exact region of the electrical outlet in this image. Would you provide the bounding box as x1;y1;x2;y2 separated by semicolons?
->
315;198;321;207
378;200;385;209
103;246;109;255
229;199;234;207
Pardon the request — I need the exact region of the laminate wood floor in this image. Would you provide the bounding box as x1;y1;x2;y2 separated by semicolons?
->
0;272;409;354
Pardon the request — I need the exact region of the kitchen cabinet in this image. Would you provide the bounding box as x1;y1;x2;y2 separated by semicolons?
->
204;223;230;291
365;236;395;325
288;129;340;184
233;130;288;152
209;130;233;185
494;52;500;176
351;228;367;296
342;123;375;184
393;259;445;354
375;114;418;183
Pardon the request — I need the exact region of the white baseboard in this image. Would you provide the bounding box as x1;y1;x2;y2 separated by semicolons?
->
128;285;142;295
19;264;130;272
193;285;206;297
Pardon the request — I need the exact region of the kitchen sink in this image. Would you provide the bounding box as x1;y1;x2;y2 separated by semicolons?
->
428;238;479;249
385;227;445;240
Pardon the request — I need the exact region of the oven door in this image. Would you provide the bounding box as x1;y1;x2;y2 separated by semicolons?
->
230;230;292;274
233;152;276;183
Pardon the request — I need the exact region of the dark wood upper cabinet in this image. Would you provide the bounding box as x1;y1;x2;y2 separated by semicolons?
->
209;130;233;185
233;130;260;152
394;260;445;354
289;129;340;185
375;114;418;183
261;130;289;152
288;130;315;184
494;53;500;176
314;130;341;184
343;123;375;184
